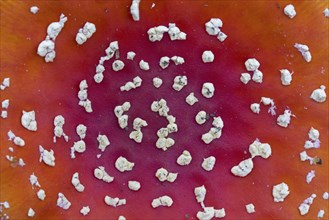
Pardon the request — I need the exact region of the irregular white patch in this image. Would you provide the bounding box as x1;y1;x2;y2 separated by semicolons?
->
127;51;136;60
284;4;296;19
272;182;290;202
202;51;214;63
245;203;255;213
147;25;169;42
231;158;254;177
323;8;329;17
277;109;294;127
306;170;315;184
139;60;150;70
21;110;37;131
37;189;46;200
252;69;263;83
195;111;207;125
30;6;39;14
186;92;199;106
76;124;87;139
130;0;141;21
1;77;10;90
94;166;114;183
1;110;7;118
201;83;215;98
153;77;163;88
172;75;187;91
27;208;35;217
53;115;68;142
71;172;85;192
205;18;227;42
245;58;260;71
128;181;141;191
317;210;325;219
171;56;185;65
97;134;110;152
248;139;272;159
151;195;173;208
75;22;96;45
159;56;170;69
104;196;126;207
57;193;71;210
168;23;186;40
250;103;260;114
310;85;326;103
29;173;41;188
115;156;134;172
177;150;192;166
194;185;206;204
39;145;55;166
120;76;142;92
155;168;178;182
240;73;251;84
280;69;293;85
202;156;216;171
294;43;312;62
1;99;9;109
323;192;329;200
80;206;90;216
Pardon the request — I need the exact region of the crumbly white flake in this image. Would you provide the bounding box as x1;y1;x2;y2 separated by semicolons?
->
168;23;186;40
80;206;90;216
310;85;326;103
53;115;68;142
115;156;134;172
21;110;37;131
171;56;185;65
194;185;206;204
128;181;141;191
118;216;126;220
39;145;55;166
308;127;320;141
272;182;290;202
202;51;214;63
202;82;215;98
159;56;170;69
252;69;263;83
147;25;169;42
153;77;163;88
1;99;9;109
76;124;87;139
112;60;125;71
245;203;255;213
29;173;41;188
30;6;39;14
323;192;329;200
172;75;187;91
231;158;254;177
177;150;192;166
1;110;7;118
71;172;85;192
280;69;293;85
240;73;251;84
104;196;126;207
27;208;35;217
127;51;136;60
155;168;178;182
294;43;312;62
277;109;294;127
130;0;141;21
151;195;173;208
202;156;216;171
1;77;10;90
139;60;150;70
306;170;315;184
318;210;325;219
195;111;207;125
249;139;272;159
94;166;114;183
186;92;199;105
57;193;71;210
323;8;329;17
205;18;227;42
284;4;296;19
37;189;46;200
120;76;142;92
76;22;96;45
245;58;260;71
97;134;110;152
250;103;260;114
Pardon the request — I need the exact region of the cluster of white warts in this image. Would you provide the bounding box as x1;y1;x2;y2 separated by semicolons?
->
2;3;328;219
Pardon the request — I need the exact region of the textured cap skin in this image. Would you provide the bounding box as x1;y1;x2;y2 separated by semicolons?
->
0;1;328;219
